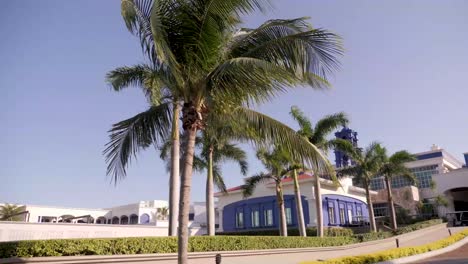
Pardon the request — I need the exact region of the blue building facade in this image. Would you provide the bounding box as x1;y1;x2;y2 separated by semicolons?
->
322;194;369;226
221;193;369;231
222;195;310;232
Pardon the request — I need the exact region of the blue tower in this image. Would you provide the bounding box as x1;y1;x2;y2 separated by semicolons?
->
334;127;359;168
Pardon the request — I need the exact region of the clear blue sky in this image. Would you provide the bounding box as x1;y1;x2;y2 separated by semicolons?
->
1;0;467;208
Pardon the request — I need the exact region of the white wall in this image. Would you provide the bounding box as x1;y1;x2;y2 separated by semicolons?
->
0;222;205;242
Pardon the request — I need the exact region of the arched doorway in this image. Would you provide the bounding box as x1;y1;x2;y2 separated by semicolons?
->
112;216;120;224
129;214;138;225
58;215;74;223
447;187;468;211
96;217;107;224
120;215;129;225
140;213;150;224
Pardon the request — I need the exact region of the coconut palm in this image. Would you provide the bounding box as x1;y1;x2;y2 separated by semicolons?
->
333;140;384;232
105;63;181;236
157;206;169;220
0;204;24;221
289;106;348;237
200;125;248;236
160;124;248;236
243;146;291;236
108;1;342;262
377;148;416;230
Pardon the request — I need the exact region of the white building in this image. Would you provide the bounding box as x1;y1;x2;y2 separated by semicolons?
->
370;145;468;217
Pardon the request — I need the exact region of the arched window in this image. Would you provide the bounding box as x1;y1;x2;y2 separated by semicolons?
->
96;217;107;224
112;216;120;224
120;215;129;225
140;213;150;224
129;214;138;225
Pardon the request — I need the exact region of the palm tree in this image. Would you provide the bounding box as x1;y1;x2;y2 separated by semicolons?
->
243;147;292;236
199;125;248;236
105;59;181;237
377;148;416;230
333;140;384;232
289;106;348;237
157;206;169;220
109;1;342;262
160;124;248;236
0;204;24;221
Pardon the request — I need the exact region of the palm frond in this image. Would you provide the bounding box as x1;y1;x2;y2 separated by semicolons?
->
389;150;416;165
289;106;313;138
213;164;227;192
227;17;343;85
332;138;362;163
104;103;172;184
311;112;349;147
214;143;248;176
242;172;272;197
231;107;334;177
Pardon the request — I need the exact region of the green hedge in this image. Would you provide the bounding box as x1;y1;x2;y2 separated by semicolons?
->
301;229;468;264
0;219;444;258
217;227;353;237
394;218;443;235
0;236;357;258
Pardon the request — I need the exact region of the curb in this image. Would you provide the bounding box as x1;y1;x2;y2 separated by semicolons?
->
0;224;449;264
377;236;468;264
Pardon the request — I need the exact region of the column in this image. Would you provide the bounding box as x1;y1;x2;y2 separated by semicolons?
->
306;198;317;227
217;208;224;232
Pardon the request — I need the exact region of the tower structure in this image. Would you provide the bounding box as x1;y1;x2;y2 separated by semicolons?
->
334;127;359;168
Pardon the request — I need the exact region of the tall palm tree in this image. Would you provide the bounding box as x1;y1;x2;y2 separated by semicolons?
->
200;125;248;236
289;106;348;237
243;147;291;236
377;148;416;230
0;204;24;221
160;124;248;236
109;1;342;262
333;140;384;232
105;60;181;237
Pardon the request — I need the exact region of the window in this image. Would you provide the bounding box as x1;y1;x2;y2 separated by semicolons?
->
391;175;412;189
373;203;388;217
235;211;244;228
356;206;362;217
370;177;385;190
264;209;273;226
328;202;336;224
251;209;260;227
411;165;438;189
286;207;292;225
347;209;353;224
188;213;195;221
339;204;346;224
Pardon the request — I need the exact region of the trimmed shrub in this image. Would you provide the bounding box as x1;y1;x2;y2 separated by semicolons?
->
353;232;393;242
217;227;354;237
393;219;443;235
301;229;468;264
0;236;357;258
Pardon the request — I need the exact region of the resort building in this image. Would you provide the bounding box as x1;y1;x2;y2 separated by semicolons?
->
215;173;375;232
369;146;467;218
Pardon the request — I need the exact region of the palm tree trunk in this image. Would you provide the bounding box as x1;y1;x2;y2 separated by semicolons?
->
169;102;180;236
276;181;288;237
385;176;397;230
364;178;377;232
206;146;215;236
314;174;324;237
292;169;306;237
177;127;197;264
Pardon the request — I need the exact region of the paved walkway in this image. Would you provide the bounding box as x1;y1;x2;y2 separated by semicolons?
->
410;242;468;264
115;225;465;264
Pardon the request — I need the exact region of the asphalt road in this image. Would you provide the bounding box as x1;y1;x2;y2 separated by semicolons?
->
410;242;468;264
